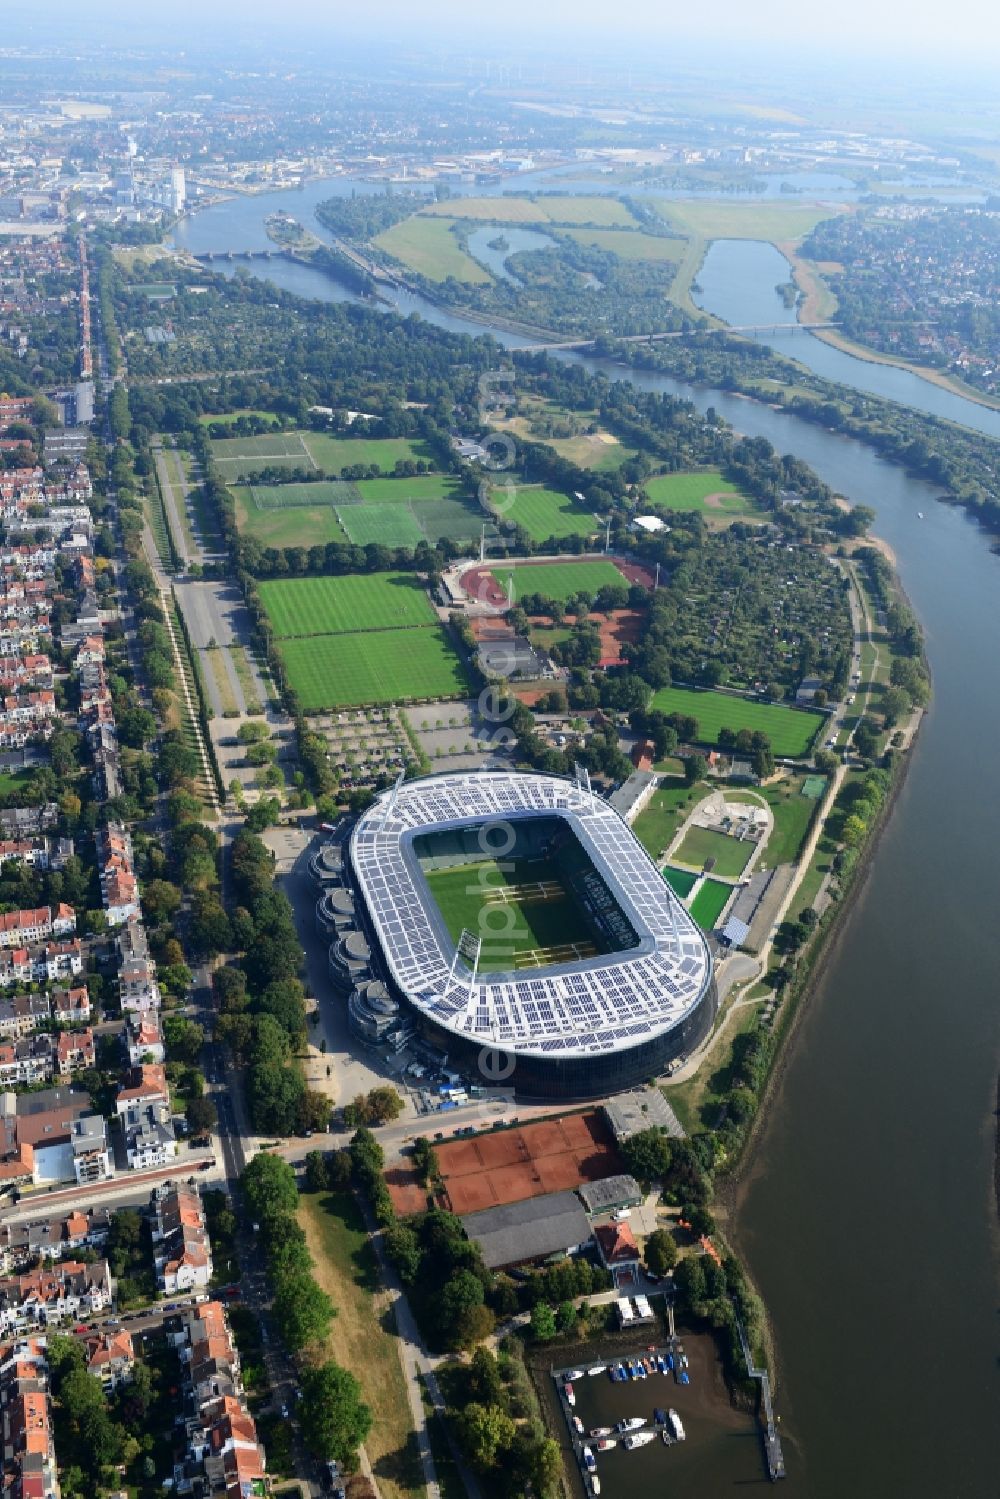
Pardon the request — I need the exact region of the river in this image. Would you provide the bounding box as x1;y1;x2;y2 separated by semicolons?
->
171;187;1000;1496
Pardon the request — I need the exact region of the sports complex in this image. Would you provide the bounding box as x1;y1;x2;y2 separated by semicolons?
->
346;770;717;1099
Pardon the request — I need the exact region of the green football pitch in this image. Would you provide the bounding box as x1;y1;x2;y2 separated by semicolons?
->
424;858;602;971
491;558;627;604
491;484;599;542
278;626;468;709
259;573;437;638
673;825;755;878
649;685;822;757
642;469;757;517
689;878;734;932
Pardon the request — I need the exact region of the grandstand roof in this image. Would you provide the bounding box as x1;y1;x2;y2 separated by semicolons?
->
350;771;713;1063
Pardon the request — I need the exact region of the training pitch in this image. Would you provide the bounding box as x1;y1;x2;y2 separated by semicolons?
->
278;626;468;710
649;684;822;758
259;572;437;638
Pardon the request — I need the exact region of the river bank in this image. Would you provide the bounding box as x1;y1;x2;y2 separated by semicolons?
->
163;186;1000;1495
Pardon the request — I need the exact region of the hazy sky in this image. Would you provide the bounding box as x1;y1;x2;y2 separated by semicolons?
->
14;0;1000;67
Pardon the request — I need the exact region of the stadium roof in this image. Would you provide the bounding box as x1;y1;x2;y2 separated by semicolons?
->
350;771;713;1063
460;1190;592;1269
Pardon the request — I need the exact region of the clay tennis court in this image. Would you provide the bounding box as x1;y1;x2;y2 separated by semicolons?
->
434;1110;624;1215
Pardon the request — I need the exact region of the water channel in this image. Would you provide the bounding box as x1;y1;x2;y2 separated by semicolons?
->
171;185;1000;1496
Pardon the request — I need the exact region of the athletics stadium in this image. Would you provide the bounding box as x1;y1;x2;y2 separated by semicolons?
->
346;770;716;1100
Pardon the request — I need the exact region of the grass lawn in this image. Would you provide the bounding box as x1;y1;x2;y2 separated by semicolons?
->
204;647;239;716
753;777;823;868
425;858;603;969
547;432;637;471
278;626;468;709
656;200;846;245
230;645;264;713
259;573;436;637
376;216;492;283
234;493;347;548
689;877;736;931
422;196;638;227
632;778;701;860
491;484;599;542
664;999;763;1133
490;558;627;604
199;408;283;428
642;469;757;516
674;825;755;877
648;685;822;758
299;1190;424;1499
561;227;685;261
302;433;434;472
0;769;34;799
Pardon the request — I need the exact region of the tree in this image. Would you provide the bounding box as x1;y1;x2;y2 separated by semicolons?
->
644;1227;678;1276
186;1095;218;1137
453;1402;516;1474
304;1149;330;1192
620;1127;673;1185
242;1152;298;1222
299;1361;372;1466
273;1271;335;1351
529;1301;557;1343
684;752;707;786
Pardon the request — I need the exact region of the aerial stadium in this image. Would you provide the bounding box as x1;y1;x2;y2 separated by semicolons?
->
344;769;716;1100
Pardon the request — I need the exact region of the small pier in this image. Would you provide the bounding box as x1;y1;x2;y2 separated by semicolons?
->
736;1315;786;1480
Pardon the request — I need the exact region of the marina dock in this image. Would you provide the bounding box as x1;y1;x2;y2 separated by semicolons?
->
736;1314;786;1480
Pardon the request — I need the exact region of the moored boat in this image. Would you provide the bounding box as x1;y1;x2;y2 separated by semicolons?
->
589;1427;611;1439
587;1365;606;1377
668;1408;686;1442
623;1431;656;1450
582;1446;596;1472
615;1417;647;1434
595;1438;617;1452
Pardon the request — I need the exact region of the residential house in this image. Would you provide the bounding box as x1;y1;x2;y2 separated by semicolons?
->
151;1185;213;1294
84;1329;134;1391
0;1260;113;1335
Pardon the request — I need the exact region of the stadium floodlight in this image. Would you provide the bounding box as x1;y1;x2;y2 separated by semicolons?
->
574;762;592;796
376;768;406;832
445;927;482;998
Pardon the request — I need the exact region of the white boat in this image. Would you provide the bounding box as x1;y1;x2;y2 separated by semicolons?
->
623;1431;657;1450
587;1365;607;1377
572;1416;584;1435
668;1409;686;1442
582;1445;596;1472
595;1438;617;1452
565;1383;576;1406
565;1370;585;1383
917;511;924;519
589;1479;601;1497
615;1417;647;1434
589;1427;611;1439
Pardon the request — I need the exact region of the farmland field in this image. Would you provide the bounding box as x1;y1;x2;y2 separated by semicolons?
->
492;484;599;541
490;559;627;604
655;200;844;245
259;573;436;638
642;470;757;516
560;227;686;262
422;196;638;227
648;685;823;757
375;217;492;283
279;626;468;709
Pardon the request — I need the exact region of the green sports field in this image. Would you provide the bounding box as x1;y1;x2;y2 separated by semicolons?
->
649;685;822;757
211;430;434;481
233;494;348;549
336;505;427;548
492;484;599;542
491;559;627;604
259;573;436;638
278;626;468;709
642;470;757;516
424;858;601;971
673;825;755;878
353;474;463;504
248;480;359;509
663;866;698;899
689;878;734;932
